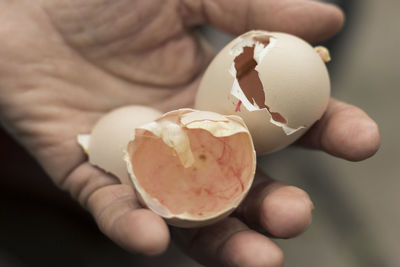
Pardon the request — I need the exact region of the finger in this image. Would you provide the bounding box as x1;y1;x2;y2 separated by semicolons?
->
237;170;313;238
298;98;381;161
88;184;170;255
184;0;344;42
173;218;284;267
63;163;170;255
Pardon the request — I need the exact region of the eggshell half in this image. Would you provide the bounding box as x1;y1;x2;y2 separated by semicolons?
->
81;106;162;184
195;30;330;154
125;109;256;227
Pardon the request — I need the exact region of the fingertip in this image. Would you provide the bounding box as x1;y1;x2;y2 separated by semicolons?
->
261;186;313;238
299;1;346;42
199;0;345;43
270;0;346;43
300;99;381;161
345;120;380;161
357;120;381;159
322;3;346;38
116;209;170;255
220;231;284;267
322;113;381;161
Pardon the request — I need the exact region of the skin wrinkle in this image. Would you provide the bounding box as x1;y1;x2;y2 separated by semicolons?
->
138;32;205;85
179;0;204;27
214;227;248;256
66;166;92;203
19;99;102;140
186;218;249;265
94;5;158;48
42;0;200;87
0;0;380;264
39;7;165;95
219;230;284;267
0;1;205;112
38;136;86;185
42;1;160;49
88;185;140;230
64;165;120;208
117;1;180;52
0;5;62;75
8;84;84;129
279;2;344;42
5;97;97;181
85;3;178;54
98;199;134;234
5;47;146;111
199;0;211;27
201;0;217;25
14;32;176;108
153;74;201;112
203;0;246;34
41;6;142;84
243;0;252;34
202;0;259;34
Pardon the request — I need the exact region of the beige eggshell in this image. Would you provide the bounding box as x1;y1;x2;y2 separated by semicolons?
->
83;106;162;184
125;109;256;228
195;30;330;154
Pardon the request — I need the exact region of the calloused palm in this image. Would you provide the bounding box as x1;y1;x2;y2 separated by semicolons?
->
0;0;379;266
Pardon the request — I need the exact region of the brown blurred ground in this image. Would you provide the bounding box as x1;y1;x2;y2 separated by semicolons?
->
1;0;399;266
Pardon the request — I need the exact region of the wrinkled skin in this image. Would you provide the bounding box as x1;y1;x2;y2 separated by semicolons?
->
0;0;380;266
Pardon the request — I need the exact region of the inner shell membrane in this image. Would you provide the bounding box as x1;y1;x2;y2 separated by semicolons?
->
129;128;254;218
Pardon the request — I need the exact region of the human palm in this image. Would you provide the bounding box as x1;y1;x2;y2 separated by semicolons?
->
0;0;379;266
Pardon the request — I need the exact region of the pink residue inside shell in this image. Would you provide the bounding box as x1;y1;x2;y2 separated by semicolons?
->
128;128;254;217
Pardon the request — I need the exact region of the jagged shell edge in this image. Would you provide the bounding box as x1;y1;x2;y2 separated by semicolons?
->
123;118;256;227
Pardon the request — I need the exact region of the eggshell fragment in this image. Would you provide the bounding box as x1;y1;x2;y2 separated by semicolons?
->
125;109;256;227
195;30;331;155
78;106;162;184
78;106;256;228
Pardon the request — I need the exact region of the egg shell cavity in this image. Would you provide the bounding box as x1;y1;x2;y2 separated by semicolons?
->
125;109;256;227
195;30;331;154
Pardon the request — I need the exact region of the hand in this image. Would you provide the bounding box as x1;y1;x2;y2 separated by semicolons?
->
0;0;379;266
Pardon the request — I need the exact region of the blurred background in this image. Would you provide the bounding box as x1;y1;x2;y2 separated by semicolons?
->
1;0;399;266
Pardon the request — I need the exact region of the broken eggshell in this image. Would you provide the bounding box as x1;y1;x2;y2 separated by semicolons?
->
195;30;331;155
78;106;163;185
125;109;256;228
78;107;256;228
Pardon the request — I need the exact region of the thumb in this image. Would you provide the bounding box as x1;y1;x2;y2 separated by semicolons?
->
61;162;170;255
191;0;344;42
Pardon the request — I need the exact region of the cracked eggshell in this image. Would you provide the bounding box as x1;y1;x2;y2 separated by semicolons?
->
195;30;331;155
124;109;256;228
79;106;162;184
